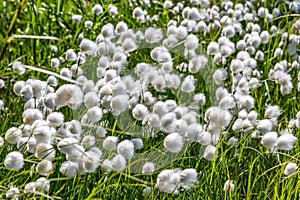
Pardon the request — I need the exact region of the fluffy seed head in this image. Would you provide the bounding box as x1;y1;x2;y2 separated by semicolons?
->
4;151;24;170
117;140;135;159
164;132;184;153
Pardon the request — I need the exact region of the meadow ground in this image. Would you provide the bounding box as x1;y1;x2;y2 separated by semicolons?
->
0;0;299;199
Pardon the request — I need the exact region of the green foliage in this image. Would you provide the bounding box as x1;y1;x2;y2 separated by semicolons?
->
0;0;299;199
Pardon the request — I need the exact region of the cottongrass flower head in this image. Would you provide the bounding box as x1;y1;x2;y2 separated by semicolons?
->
80;39;98;54
185;34;199;50
86;106;103;123
111;154;127;171
164;132;184;153
179;168;198;189
117;140;135;159
257;119;273;133
142;162;155;175
55;84;84;109
276;134;297;150
81;135;96;149
57;137;81;155
284;162;298;176
194;93;206;106
65;49;77;61
145;27;163;43
35;143;56;161
261;132;278;150
122;38;137;52
110;95;129;113
36;160;53;176
132;104;148;120
5;127;22;144
60;161;79;177
92;4;103;16
181;75;195;93
223;180;234;192
50;58;60;69
12;61;25;74
115;21;128;35
34;177;50;193
4;151;24;170
84;91;99;108
264;105;281;119
213;68;228;85
6;186;20;199
84;20;93;28
156;169;179;194
102;136;118;151
82;150;101;172
46;112;64;127
188;55;208;73
71;14;82;23
203;145;216;161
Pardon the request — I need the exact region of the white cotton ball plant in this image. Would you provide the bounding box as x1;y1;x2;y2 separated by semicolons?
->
2;1;300;198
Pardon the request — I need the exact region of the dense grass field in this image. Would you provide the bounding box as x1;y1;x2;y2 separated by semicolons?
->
0;0;299;199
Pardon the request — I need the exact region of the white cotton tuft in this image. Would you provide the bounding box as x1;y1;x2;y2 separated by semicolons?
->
5;186;20;199
92;4;103;16
102;136;118;151
194;93;206;106
160;113;177;133
66;49;77;61
117;140;135;159
185;34;199;50
86;106;103;123
213;68;228;85
55;84;84;109
82;150;101;172
188;55;207;73
223;180;234;192
5;127;22;144
80;39;98;55
12;61;25;74
257;119;273;133
57;138;81;155
46;112;64;127
145;27;163;43
84;92;99;108
81;135;96;149
132;104;148;121
60;161;78;177
276;134;297;150
203;145;216;161
36;160;53;176
181;75;195;93
164;132;184;153
111;95;129;112
131;138;143;149
122;38;137;52
198;131;212;146
35;143;56;161
284;162;298;176
153;101;167;117
175;25;187;39
180;168;198;189
34;177;50;193
260;31;270;44
261;132;278;149
50;58;60;69
264;105;281;119
111;154;127;171
4;151;24;170
142;162;155;175
207;41;219;55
